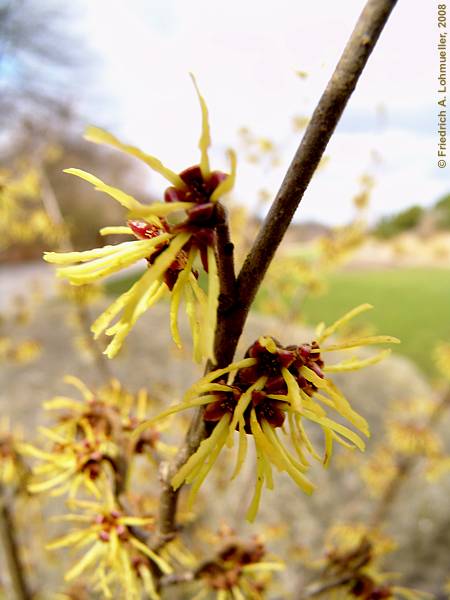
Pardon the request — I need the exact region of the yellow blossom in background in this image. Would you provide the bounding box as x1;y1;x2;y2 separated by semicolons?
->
324;523;397;558
57;281;105;307
140;304;399;521
47;490;171;600
0;417;29;490
360;445;399;497
306;524;430;600
0;336;42;364
189;525;283;600
361;390;450;496
237;126;281;168
292;114;310;132
42;376;169;460
258;186;370;323
0;164;65;250
386;421;441;457
44;75;236;363
21;419;119;499
434;342;450;380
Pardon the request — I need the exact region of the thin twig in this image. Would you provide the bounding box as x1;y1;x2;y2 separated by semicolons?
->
0;487;32;600
369;386;450;529
300;575;354;599
156;0;398;547
220;0;399;359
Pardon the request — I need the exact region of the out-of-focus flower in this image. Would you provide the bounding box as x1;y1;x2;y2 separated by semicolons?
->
141;304;398;520
324;523;397;558
434;342;450;380
58;282;104;307
44;76;236;363
237;127;280;168
47;491;171;600
360;446;399;497
0;336;42;364
191;525;283;600
306;524;430;600
361;392;450;495
0;417;29;490
0;165;65;250
43;376;168;460
386;421;441;457
292;114;310;132
22;376;170;500
21;419;119;499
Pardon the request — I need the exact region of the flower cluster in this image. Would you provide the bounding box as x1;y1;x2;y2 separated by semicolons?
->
22;419;119;499
307;524;430;600
141;304;399;520
192;526;283;600
22;376;166;499
360;394;450;495
48;492;171;600
44;76;236;362
0;165;64;250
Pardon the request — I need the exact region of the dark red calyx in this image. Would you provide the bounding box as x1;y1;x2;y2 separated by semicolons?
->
203;393;237;422
165;165;228;206
179;165;204;188
297;376;316;396
163;248;191;291
187;202;215;223
207;170;228;191
128;220;163;240
235;365;260;385
278;348;296;368
251;390;267;406
298;344;312;359
255;400;285;429
264;376;288;395
164;187;185;203
194;228;216;247
309;361;324;379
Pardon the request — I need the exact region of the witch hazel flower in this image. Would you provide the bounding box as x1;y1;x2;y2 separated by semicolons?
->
21;419;119;500
44;75;236;362
47;490;171;600
140;304;399;521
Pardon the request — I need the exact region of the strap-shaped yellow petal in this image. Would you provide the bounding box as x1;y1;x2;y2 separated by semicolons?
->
324;349;392;372
64;168;145;212
190;73;211;178
321;335;400;352
210;149;237;202
318;303;373;343
246;446;265;523
169;247;196;348
84;126;184;188
130;201;195;218
100;226;133;236
44;243;129;265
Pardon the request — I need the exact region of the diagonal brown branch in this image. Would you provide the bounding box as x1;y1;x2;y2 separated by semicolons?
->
0;487;32;600
156;0;398;545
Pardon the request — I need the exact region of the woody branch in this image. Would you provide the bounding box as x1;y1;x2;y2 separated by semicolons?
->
156;0;399;549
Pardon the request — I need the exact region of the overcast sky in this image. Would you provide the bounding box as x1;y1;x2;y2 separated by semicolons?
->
74;0;446;225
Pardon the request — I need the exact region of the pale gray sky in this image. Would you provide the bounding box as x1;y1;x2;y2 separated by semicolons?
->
74;0;446;225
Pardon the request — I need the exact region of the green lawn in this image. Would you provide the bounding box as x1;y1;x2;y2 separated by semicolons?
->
106;268;450;379
299;268;450;379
